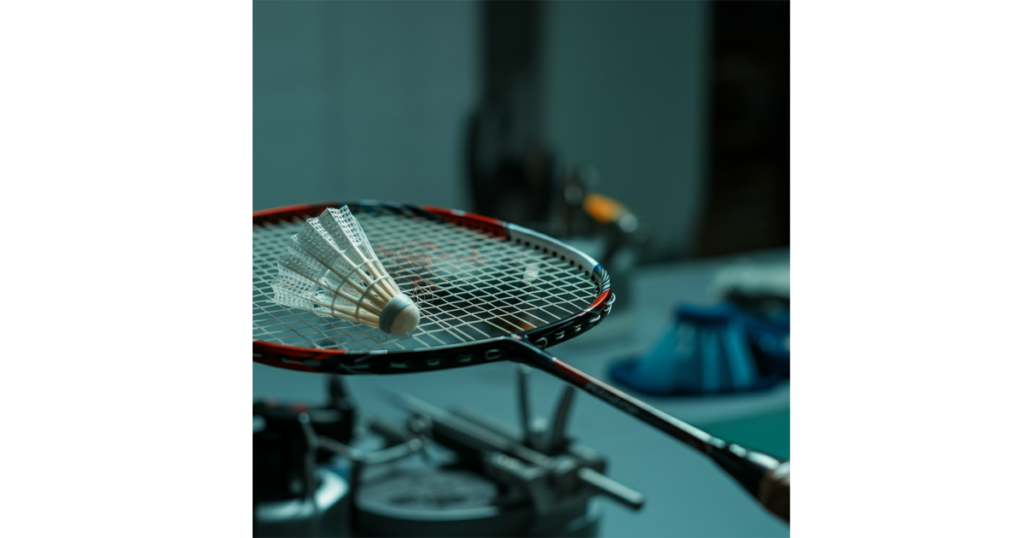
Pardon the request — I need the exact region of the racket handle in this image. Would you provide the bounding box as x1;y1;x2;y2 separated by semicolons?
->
524;348;787;522
704;441;779;497
761;459;790;522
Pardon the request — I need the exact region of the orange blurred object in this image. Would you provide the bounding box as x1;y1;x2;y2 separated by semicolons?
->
583;193;627;224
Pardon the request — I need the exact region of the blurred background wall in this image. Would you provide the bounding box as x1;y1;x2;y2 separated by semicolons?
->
253;1;477;211
544;1;711;260
254;0;789;262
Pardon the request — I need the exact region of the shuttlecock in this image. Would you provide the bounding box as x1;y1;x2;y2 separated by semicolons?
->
270;206;421;336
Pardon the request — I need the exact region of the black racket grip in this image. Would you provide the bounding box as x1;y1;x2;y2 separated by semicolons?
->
708;442;778;498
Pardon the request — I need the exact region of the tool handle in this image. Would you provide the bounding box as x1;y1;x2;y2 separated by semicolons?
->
577;467;645;510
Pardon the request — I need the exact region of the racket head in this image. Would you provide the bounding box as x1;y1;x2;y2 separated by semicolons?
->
253;201;614;375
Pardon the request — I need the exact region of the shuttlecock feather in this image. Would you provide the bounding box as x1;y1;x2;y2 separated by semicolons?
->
271;206;420;336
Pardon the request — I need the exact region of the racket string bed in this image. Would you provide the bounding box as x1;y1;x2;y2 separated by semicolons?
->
253;210;598;353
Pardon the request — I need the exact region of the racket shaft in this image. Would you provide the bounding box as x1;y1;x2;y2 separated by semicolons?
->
531;353;780;499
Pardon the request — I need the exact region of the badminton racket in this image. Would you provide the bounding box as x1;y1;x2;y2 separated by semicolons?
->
253;201;788;521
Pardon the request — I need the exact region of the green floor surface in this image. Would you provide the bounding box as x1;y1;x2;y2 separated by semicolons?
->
694;407;790;461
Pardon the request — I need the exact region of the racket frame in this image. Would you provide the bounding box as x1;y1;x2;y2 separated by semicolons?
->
253;201;614;375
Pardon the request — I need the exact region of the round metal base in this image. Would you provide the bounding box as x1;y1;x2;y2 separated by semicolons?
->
255;469;351;537
353;468;600;538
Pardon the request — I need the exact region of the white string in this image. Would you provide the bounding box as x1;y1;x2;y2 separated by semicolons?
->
253;210;599;352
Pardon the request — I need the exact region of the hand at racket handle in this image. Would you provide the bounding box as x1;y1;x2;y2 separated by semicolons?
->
509;337;790;523
758;461;790;522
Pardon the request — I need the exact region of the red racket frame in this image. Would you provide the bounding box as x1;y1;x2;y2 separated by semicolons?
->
254;201;613;375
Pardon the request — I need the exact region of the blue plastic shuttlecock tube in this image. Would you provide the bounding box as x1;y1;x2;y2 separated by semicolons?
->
608;304;786;396
745;310;790;378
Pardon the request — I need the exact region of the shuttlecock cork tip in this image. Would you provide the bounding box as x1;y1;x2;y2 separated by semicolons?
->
379;293;420;336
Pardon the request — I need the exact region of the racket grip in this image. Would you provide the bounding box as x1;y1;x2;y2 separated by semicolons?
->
761;459;790;522
708;442;778;498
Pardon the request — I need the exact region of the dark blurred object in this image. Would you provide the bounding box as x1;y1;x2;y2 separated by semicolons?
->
467;1;554;230
253;376;357;537
466;102;556;229
697;1;790;257
317;376;358;460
